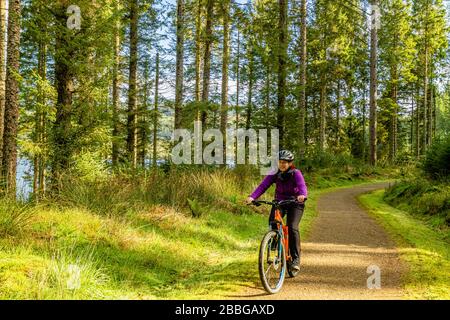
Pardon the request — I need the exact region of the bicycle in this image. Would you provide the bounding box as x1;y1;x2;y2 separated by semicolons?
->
249;198;304;294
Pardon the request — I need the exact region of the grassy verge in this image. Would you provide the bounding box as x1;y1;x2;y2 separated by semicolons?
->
383;179;450;236
0;167;397;299
0;204;267;299
358;190;450;300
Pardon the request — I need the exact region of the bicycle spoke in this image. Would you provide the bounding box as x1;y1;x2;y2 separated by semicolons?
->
265;263;273;277
264;254;278;289
265;255;282;289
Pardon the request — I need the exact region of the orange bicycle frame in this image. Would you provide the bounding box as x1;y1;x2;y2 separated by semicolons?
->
274;209;291;260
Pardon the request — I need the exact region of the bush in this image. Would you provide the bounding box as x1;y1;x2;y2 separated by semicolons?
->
422;137;450;180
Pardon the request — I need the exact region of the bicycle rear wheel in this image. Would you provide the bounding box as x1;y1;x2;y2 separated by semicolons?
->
258;230;286;294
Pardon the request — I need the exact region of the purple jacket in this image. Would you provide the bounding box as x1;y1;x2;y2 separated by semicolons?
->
249;167;308;201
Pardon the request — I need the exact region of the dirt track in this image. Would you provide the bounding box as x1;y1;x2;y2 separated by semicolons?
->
229;182;405;300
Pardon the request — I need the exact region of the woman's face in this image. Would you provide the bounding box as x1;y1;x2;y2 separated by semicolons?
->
278;160;291;172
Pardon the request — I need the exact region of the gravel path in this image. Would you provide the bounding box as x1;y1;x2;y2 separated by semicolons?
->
229;182;405;300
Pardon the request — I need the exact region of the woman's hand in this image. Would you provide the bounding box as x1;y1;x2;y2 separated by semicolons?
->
297;195;305;203
245;196;254;205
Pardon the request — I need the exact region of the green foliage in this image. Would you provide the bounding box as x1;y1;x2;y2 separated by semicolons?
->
384;179;450;229
422;137;450;180
187;198;203;218
0;198;35;237
72;151;110;183
436;83;450;138
301;150;362;172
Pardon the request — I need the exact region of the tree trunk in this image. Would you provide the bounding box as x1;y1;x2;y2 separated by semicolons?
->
152;52;160;168
415;86;420;158
126;0;138;169
362;88;367;161
174;0;184;130
112;0;121;167
427;78;433;146
139;60;150;168
244;48;254;164
195;0;202;121
410;94;414;154
277;0;288;147
0;0;6;170
318;83;326;151
422;46;428;154
312;93;317;143
2;0;21;195
369;0;378;166
389;66;398;163
336;79;340;148
220;0;230;164
201;0;213;127
298;0;307;156
264;64;270;129
432;84;436;140
235;30;240;128
34;37;47;198
246;48;253;130
51;2;74;190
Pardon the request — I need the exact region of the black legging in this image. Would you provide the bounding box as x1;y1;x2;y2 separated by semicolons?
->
269;202;305;261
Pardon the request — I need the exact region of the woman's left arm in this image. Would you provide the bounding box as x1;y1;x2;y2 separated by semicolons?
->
294;170;308;198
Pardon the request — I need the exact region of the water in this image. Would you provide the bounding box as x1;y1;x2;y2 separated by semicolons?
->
16;157;33;201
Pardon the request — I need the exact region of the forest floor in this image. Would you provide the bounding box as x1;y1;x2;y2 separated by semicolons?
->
230;182;406;299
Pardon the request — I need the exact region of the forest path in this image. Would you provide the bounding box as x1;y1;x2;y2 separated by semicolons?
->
228;182;405;300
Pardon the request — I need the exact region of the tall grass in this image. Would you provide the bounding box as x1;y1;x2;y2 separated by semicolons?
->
384;179;450;230
0;197;35;237
0;244;110;299
53;166;259;217
33;244;110;299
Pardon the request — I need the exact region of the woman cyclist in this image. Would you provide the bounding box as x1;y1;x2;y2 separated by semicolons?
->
245;150;308;271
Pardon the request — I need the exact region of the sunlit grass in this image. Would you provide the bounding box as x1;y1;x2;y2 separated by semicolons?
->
359;190;450;300
0;166;398;299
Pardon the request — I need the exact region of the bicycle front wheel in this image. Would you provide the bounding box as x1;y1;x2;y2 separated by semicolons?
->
258;230;286;294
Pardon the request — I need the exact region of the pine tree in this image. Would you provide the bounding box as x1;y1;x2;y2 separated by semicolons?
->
174;0;185;130
2;0;21;195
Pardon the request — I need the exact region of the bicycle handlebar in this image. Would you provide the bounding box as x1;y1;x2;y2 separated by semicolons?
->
248;198;306;208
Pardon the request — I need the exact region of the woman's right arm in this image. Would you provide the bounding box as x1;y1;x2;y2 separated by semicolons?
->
248;173;276;200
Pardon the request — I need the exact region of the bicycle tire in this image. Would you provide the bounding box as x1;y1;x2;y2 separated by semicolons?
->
258;230;286;294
